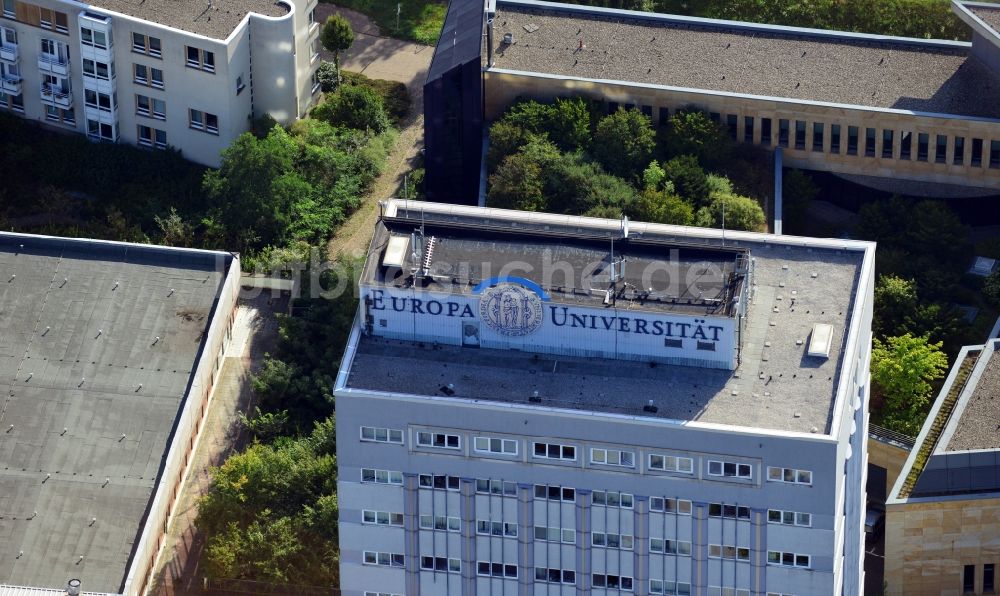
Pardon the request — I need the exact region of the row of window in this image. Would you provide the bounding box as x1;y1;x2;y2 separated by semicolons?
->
360;425;403;443
650;580;692;595
768;508;812;527
477;519;517;537
361;468;403;485
650;497;693;515
419;514;459;532
362;509;403;527
593;574;634;590
708;460;753;480
3;0;68;34
592;531;634;550
419;556;461;573
534;525;576;543
362;551;404;567
767;467;813;485
650;538;692;555
709;544;751;561
592;490;633;508
477;561;518;578
767;550;811;568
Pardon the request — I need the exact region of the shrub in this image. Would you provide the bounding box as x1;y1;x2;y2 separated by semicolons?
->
663;109;732;166
313;85;391;134
592;108;656;180
314;61;338;92
662;155;710;205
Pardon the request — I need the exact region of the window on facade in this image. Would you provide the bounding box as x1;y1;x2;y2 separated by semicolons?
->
535;568;575;584
964;565;976;592
708;544;751;561
362;509;404;526
476;519;517;536
87;119;114;141
534;484;575;502
364;551;405;567
44;105;73;125
532;442;575;460
419;514;460;532
85;89;113;112
708;460;752;479
882;129;894;158
186;46;215;72
991;140;1000;168
744;116;754;143
80;27;108;49
476;478;517;495
767;509;811;526
847;126;859;155
650;580;692;595
189;109;218;134
592;532;633;550
985;563;995;593
917;133;930;161
760;117;772;146
592;490;633;508
649;537;692;555
477;561;518;578
420;556;460;573
900;131;912;160
649;497;692;514
794;120;806;149
417;431;460;449
418;474;460;490
864;128;876;157
935;134;948;164
361;468;403;485
2;0;14;18
778;119;789;147
474;436;516;454
534;525;575;544
236;75;246;94
593;574;634;591
768;466;811;484
649;453;693;473
971;138;983;167
590;447;634;467
767;551;810;568
812;122;824;151
726;114;738;140
360;426;403;443
708;503;751;519
954;136;965;165
1;26;15;46
83;59;112;80
132;32;161;57
658;107;669;127
829;124;841;153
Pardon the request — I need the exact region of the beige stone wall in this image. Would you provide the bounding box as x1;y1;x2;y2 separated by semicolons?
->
868;438;910;497
885;497;1000;596
484;70;1000;191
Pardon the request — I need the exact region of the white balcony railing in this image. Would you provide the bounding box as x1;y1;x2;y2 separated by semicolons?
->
38;54;69;76
1;75;20;94
40;84;72;107
0;43;17;62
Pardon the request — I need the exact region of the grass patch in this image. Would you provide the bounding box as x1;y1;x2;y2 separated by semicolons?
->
341;70;411;123
328;0;446;45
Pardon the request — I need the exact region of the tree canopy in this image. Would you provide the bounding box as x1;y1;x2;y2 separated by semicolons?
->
320;14;354;83
871;333;949;436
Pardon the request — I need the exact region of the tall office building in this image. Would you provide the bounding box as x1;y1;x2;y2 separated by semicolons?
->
335;201;876;595
0;0;320;166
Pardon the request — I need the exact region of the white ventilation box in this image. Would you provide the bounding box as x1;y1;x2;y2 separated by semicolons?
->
382;235;409;268
807;323;834;358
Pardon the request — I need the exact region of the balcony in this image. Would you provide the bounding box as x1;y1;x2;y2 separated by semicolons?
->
38;54;69;76
1;74;20;94
40;84;72;108
0;43;17;62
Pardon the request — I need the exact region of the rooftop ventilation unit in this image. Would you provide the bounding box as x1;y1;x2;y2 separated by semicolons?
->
382;235;409;268
67;579;82;596
807;323;834;358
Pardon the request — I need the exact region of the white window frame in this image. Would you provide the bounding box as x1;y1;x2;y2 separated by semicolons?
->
533;525;575;544
767;551;811;568
767;509;812;527
649;497;693;515
361;509;403;526
534;484;575;502
592;531;633;550
592;574;634;591
767;466;813;485
708;460;753;479
419;556;461;573
360;468;403;485
535;568;576;585
419;514;460;532
417;431;461;450
362;551;404;567
360;426;403;444
476;519;517;537
649;537;692;555
532;441;576;461
650;580;693;595
708;544;751;561
475;478;517;495
476;561;518;578
591;490;633;509
474;436;518;455
648;453;694;473
590;447;635;468
418;474;460;491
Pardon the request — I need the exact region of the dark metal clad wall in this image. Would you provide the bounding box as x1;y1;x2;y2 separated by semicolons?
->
424;0;484;205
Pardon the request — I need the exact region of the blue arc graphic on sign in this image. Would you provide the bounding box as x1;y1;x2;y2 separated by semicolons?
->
472;276;551;301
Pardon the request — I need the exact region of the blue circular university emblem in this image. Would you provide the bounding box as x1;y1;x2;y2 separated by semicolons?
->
478;283;544;337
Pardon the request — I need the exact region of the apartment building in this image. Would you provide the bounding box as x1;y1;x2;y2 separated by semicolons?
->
885;339;1000;596
0;0;320;166
0;233;240;595
424;0;1000;202
335;201;876;595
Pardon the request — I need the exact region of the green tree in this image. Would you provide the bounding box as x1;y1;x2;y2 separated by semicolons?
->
632;187;694;226
547;97;592;151
663;109;731;166
592;108;655;180
871;333;949;436
320;15;354;85
694;193;766;232
983;269;1000;309
642;160;666;190
487;121;531;173
313;85;391;133
874;275;919;339
488;152;547;211
662;155;709;205
154;207;194;247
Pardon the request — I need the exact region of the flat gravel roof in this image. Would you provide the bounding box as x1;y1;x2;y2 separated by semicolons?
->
0;236;228;593
945;347;1000;452
347;210;866;435
87;0;287;39
491;2;1000;120
972;5;1000;33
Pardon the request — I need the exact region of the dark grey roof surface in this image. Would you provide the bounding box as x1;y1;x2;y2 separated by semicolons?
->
369;217;747;316
490;2;1000;120
0;236;227;592
945;347;1000;452
349;211;865;434
426;0;484;82
88;0;287;39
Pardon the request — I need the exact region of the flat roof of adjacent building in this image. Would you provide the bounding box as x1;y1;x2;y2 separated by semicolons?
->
944;343;1000;452
0;235;229;593
344;203;871;435
969;4;1000;33
490;0;1000;120
87;0;288;39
